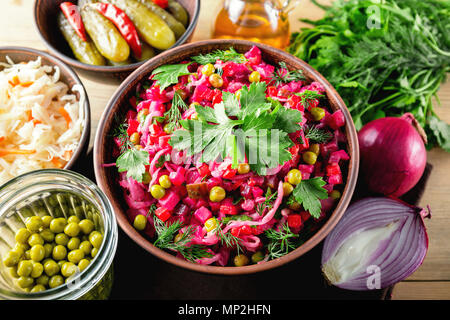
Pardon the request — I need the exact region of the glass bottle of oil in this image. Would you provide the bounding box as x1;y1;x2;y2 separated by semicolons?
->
212;0;299;49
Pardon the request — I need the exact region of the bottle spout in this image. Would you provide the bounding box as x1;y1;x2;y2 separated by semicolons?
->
281;0;301;15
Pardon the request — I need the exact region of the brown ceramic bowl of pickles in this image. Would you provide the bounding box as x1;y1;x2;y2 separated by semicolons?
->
33;0;200;82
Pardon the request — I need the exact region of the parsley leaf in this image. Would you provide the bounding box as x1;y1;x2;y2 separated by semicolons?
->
292;177;328;218
239;82;271;118
191;47;247;65
151;63;192;91
429;116;450;152
272;107;303;133
116;148;150;182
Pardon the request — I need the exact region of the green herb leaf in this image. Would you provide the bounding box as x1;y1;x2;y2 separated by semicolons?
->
265;223;299;260
429;116;450;152
151;63;192;91
191;47;247;65
270;61;305;86
304;125;332;143
294;90;324;109
116;148;150;182
292;177;328;218
239;82;271;118
163;91;188;133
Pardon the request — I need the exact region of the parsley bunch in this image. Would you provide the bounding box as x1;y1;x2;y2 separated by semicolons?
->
289;0;450;151
169;82;303;175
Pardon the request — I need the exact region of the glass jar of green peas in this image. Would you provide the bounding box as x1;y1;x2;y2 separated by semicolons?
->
0;169;117;300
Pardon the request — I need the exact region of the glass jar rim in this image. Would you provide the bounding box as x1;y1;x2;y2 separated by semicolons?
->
0;169;118;300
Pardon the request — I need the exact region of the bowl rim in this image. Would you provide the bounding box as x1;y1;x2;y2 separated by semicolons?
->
94;39;360;275
32;0;201;73
0;46;91;171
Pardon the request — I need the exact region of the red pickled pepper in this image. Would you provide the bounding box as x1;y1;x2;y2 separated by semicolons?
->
92;2;142;59
152;0;169;9
60;2;87;41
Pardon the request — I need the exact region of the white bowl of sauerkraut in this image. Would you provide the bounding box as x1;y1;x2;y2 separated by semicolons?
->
0;47;90;185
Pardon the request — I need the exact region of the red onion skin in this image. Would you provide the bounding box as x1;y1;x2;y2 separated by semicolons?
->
358;114;426;197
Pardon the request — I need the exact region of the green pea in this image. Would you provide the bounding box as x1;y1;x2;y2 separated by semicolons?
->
64;222;80;237
13;243;29;256
17;276;34;289
43;243;53;258
36;274;49;286
17;260;33;277
67;237;81;251
44;260;60;277
9;266;19;278
57;260;67;270
30;284;46;293
15;228;31;244
55;233;69;246
233;254;250;267
251;251;265;264
31;262;44;278
30;244;45;262
79;241;92;255
41;215;53;228
28;234;44;247
48;275;64;289
67;249;84;264
25;216;43;232
50;218;67;233
78;219;94;235
89;231;103;249
67;215;80;224
91;247;99;258
24;250;31;260
78;259;90;272
40;229;55;243
3;251;21;267
61;262;77;278
52;245;67;261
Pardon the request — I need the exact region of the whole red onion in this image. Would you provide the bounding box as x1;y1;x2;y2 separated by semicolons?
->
358;113;427;197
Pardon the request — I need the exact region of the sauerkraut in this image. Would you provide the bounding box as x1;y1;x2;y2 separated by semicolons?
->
0;56;85;185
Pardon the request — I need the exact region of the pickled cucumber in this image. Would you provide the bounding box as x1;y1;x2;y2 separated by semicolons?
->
57;12;105;66
137;0;186;39
106;0;175;50
80;4;130;62
134;42;156;62
168;0;189;27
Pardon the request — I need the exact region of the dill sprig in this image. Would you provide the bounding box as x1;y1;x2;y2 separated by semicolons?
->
304;125;332;144
270;62;305;86
191;47;247;65
153;217;212;262
163;91;188;133
265;224;299;260
295;90;324;109
112;121;131;154
216;227;243;256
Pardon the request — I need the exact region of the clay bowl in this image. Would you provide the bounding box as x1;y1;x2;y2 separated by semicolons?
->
33;0;200;83
94;39;359;275
0;46;91;173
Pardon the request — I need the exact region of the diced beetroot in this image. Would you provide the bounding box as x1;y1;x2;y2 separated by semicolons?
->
197;163;211;178
287;214;302;229
267;86;278;97
248;176;264;187
241;199;255;211
195;198;208;209
193;206;212;224
158;135;171;148
209;200;222;212
174;203;190;216
326;162;341;176
244;46;262;65
127;119;140;137
219;198;239;215
222;166;237;179
298;164;314;174
254;196;266;204
158;190;181;211
240;183;253;199
212;89;223;105
328;174;343;185
182;196;197;208
169;167;186;186
252;186;264;198
329;150;350;163
300;211;311;223
155;207;171;222
321;141;339;158
231;225;253;237
265;175;279;190
327;110;345;130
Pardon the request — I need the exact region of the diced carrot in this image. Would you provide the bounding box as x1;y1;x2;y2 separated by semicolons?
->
20;81;34;87
50;157;65;168
25;110;33;121
0;149;35;157
58;107;71;127
8;75;20;87
32;119;42;126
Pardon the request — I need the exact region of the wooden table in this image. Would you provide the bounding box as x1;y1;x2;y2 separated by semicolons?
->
1;0;449;300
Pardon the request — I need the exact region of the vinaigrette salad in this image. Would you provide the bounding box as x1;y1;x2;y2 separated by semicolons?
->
112;46;350;266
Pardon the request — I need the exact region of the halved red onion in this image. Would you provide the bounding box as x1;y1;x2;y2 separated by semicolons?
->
321;197;430;291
